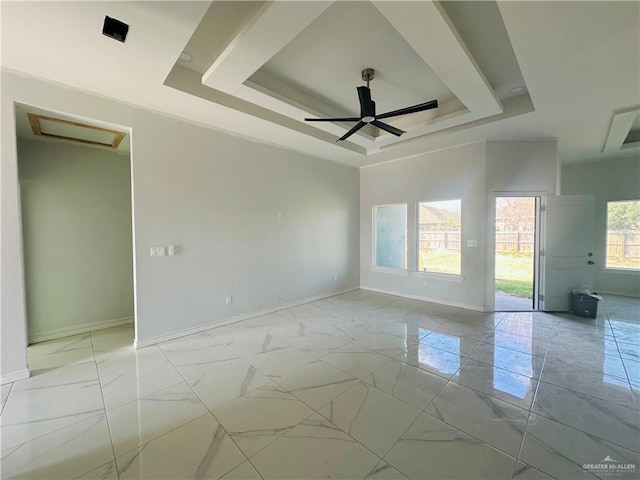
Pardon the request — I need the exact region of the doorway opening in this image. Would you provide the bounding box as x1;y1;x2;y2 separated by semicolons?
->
495;196;540;311
15;103;135;354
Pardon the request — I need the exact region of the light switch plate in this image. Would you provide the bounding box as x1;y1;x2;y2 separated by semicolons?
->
467;240;478;248
150;246;166;257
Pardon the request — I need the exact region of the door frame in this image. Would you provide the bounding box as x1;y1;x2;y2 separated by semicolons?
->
14;102;136;347
488;192;546;312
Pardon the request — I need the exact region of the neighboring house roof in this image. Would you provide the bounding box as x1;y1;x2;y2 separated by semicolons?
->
419;205;458;225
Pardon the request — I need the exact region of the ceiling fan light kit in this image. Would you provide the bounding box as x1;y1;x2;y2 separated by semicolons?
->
304;68;439;142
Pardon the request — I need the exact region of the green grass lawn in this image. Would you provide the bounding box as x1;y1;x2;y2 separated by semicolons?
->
495;252;534;298
419;249;534;298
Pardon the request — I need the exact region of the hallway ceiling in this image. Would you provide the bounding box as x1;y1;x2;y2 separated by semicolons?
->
1;1;638;167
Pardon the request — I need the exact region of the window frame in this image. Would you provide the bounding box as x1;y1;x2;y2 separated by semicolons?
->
372;203;408;273
605;199;640;272
416;198;463;277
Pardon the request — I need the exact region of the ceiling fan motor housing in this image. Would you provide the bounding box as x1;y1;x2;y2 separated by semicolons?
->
358;86;376;122
303;67;438;141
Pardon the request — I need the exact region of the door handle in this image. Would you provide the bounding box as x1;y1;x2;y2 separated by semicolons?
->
588;260;595;265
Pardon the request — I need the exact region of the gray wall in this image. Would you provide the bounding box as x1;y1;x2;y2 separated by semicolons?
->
131;113;360;343
18;139;134;342
2;70;361;381
561;156;640;297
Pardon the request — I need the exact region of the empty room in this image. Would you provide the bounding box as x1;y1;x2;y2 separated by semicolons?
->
1;1;639;479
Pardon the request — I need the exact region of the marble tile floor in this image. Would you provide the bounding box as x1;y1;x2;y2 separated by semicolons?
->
1;291;639;479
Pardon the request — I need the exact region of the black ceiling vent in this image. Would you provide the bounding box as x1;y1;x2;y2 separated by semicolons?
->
102;16;129;43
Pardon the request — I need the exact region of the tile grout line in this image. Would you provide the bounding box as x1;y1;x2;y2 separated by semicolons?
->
509;316;554;479
92;333;233;477
375;343;477;479
605;303;636;390
0;382;14;416
88;331;122;480
154;341;265;479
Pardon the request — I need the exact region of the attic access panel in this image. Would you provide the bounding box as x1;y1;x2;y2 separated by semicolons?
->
27;113;126;149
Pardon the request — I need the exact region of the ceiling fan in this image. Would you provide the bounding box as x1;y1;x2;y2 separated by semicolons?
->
304;68;438;142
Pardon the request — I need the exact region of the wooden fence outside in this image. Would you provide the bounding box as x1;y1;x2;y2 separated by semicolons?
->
420;230;640;259
607;231;640;259
495;232;535;254
419;231;461;252
420;231;534;254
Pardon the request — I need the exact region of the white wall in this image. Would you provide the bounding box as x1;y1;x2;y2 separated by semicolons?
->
485;140;558;194
360;140;558;311
1;70;360;382
484;140;558;307
360;142;488;310
1;92;29;383
561;156;640;297
18;139;134;342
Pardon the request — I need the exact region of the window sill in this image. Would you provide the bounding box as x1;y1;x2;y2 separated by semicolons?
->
370;266;410;276
602;267;640;275
412;271;465;283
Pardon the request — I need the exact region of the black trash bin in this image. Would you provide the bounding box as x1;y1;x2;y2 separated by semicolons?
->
571;291;599;318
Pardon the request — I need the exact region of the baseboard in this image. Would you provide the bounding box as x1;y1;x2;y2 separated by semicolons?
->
593;290;640;299
134;287;359;349
1;368;31;385
360;285;484;312
29;316;134;344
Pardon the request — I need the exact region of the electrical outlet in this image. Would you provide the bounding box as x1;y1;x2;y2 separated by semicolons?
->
423;280;428;286
167;245;175;256
467;240;478;248
333;275;338;282
277;211;284;219
225;296;233;305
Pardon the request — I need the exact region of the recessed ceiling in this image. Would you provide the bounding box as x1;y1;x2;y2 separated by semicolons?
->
1;1;638;167
172;0;529;153
255;1;456;117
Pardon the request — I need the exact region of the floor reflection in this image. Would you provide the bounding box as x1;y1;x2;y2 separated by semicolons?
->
417;336;461;375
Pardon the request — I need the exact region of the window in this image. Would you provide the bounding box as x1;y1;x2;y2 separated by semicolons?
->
373;204;407;270
606;200;640;270
418;199;461;275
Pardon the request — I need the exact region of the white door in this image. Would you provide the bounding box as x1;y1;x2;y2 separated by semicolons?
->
541;195;596;311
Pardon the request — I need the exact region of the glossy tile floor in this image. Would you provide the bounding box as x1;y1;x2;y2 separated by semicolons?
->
2;291;639;479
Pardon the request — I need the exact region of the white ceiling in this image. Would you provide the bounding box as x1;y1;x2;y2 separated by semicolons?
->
1;1;638;168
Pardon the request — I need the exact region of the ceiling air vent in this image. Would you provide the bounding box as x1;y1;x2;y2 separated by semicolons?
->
102;16;129;43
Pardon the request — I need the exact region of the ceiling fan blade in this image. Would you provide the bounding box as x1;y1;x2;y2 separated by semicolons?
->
304;117;360;122
337;121;366;142
377;99;438;120
357;86;375;118
372;120;405;137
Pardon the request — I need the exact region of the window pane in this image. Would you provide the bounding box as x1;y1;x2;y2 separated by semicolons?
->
606;200;640;270
419;199;461;275
374;204;407;269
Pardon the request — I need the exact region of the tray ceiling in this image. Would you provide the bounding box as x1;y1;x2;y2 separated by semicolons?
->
1;1;638;167
168;0;529;154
